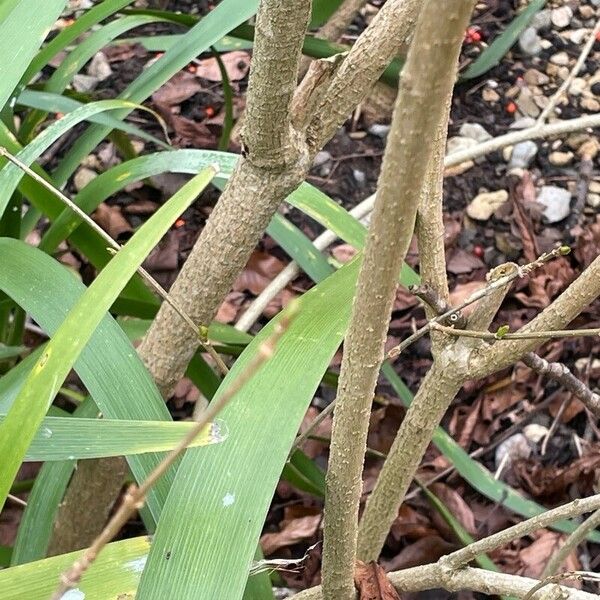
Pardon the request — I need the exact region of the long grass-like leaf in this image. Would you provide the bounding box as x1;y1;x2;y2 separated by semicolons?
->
0;0;65;111
0;537;150;599
0;166;215;510
462;0;547;80
3;415;227;461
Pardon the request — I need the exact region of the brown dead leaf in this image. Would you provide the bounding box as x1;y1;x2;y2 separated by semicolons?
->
446;249;485;275
384;535;457;571
510;172;539;262
574;216;600;268
514;258;575;309
163;113;215;148
430;483;477;536
390;504;436;542
144;230;179;272
195;51;250;81
103;42;147;63
448;280;485;319
354;561;402;600
260;514;321;556
331;243;357;264
92;203;131;241
152;71;203;106
234;251;287;295
215;291;246;323
519;531;580;579
514;449;600;500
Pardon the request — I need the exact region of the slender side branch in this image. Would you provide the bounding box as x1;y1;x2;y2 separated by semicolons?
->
471;253;600;379
522;353;600;418
432;323;600;344
50;307;295;600
294;493;600;600
537;20;600;124
307;0;423;150
289;567;598;600
544;509;600;578
321;3;473;596
415;98;453;356
388;247;566;358
357;363;464;560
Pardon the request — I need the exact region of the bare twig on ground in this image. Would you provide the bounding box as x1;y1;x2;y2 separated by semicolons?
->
537;20;600;124
293;494;600;600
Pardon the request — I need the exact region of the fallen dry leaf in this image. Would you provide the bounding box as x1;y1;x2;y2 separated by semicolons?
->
389;504;436;542
152;71;203;107
260;514;321;556
234;250;287;295
519;531;580;579
446;249;485;275
92;203;132;241
354;561;402;600
510;172;539;262
331;243;358;264
384;535;457;572
430;483;477;536
514;449;600;500
195;51;250;81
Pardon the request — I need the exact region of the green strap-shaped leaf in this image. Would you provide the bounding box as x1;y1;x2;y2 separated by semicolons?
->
462;0;547;80
0;0;66;111
11;398;97;565
19;14;173;140
0;166;215;510
0;122;158;312
1;415;227;461
17;89;170;149
0;536;150;599
51;0;260;185
21;0;136;87
136;259;359;599
0;99;156;218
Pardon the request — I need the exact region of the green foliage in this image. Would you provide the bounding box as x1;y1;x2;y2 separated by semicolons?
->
462;0;547;80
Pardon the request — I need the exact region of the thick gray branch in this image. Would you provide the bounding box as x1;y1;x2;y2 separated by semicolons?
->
242;0;312;167
321;1;474;595
307;0;423;150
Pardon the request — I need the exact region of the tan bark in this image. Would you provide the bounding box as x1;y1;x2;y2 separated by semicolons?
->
47;457;127;556
138;0;313;397
321;2;474;597
307;0;422;151
139;0;423;398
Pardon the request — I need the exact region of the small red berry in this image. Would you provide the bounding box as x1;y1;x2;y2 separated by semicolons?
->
470;30;482;42
506;101;517;114
205;106;215;117
473;245;484;259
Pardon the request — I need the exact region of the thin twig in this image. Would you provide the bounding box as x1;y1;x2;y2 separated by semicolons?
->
522;352;600;418
544;509;600;579
524;571;600;600
537;20;600;124
387;247;568;359
50;304;297;600
0;146;229;376
290;400;336;455
430;322;600;342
